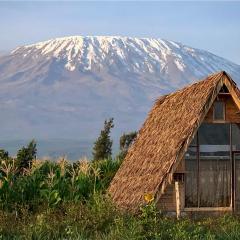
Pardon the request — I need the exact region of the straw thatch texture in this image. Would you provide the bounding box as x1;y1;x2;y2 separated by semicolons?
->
109;71;238;211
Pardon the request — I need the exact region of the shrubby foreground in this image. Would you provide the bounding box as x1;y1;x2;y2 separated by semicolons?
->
0;157;240;239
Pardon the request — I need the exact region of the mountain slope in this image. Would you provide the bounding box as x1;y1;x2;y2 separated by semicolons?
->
0;36;240;141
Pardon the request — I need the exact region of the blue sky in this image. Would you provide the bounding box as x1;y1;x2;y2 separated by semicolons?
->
0;1;240;64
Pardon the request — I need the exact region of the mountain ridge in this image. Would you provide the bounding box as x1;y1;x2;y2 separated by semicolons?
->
0;35;240;143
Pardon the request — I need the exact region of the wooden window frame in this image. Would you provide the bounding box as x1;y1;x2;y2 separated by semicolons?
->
184;207;232;212
213;101;226;122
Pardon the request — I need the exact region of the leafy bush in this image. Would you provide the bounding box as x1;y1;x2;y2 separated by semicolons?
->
1;147;240;239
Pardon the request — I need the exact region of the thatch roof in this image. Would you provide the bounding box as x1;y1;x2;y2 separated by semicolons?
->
109;71;240;211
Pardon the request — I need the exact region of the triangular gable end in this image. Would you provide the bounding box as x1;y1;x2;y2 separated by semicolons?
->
155;72;240;204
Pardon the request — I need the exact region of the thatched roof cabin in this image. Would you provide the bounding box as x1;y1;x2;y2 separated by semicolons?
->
109;71;240;215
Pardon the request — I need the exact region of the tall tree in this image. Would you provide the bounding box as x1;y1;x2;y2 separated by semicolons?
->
92;118;114;161
17;139;37;173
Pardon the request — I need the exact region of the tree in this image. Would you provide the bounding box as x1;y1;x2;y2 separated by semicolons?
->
17;139;37;173
120;131;137;152
0;149;9;160
92;118;114;161
118;131;137;160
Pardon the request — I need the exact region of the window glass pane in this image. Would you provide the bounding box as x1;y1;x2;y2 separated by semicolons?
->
185;147;198;207
199;158;231;207
199;123;230;156
232;123;240;151
213;101;225;120
198;123;231;207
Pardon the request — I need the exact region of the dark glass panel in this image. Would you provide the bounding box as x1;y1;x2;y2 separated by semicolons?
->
232;123;240;151
213;101;225;120
199;123;230;156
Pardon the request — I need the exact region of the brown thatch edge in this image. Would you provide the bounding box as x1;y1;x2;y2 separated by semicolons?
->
154;73;224;202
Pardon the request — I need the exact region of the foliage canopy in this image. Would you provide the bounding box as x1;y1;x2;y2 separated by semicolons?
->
92;118;114;161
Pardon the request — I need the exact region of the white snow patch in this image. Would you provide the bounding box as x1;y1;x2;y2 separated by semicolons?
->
174;59;185;72
65;62;76;71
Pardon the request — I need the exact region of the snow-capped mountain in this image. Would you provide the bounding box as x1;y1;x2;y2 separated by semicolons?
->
0;36;240;142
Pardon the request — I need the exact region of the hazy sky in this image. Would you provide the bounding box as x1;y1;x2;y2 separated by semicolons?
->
0;1;240;64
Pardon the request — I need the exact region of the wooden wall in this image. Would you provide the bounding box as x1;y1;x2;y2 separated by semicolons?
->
157;183;176;211
157;159;185;212
204;94;240;123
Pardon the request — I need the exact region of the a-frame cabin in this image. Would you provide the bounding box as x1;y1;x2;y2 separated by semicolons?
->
109;71;240;216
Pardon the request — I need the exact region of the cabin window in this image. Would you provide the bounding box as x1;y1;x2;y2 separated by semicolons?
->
185;123;231;208
213;101;225;121
198;123;231;207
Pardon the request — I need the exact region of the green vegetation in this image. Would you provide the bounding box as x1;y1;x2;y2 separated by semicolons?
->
118;131;137;160
16;139;37;174
0;161;240;240
1;135;240;239
92;118;114;161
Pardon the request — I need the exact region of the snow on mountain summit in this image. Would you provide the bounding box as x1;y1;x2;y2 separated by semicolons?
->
11;36;237;77
1;35;240;141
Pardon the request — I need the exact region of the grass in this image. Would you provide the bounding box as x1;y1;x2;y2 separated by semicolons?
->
1;157;240;239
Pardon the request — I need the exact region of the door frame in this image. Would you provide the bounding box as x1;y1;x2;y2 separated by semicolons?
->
232;151;240;212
